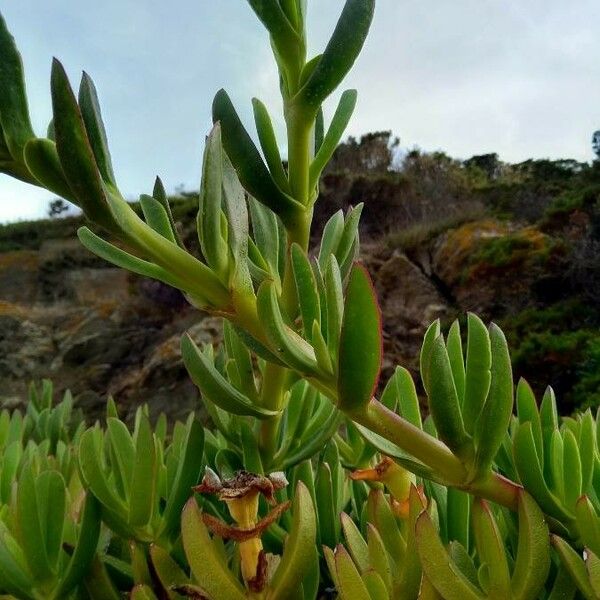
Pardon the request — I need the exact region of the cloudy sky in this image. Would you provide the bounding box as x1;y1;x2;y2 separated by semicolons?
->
1;0;599;222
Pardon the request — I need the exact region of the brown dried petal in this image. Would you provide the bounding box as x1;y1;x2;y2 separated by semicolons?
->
247;550;269;593
201;500;291;542
194;470;288;504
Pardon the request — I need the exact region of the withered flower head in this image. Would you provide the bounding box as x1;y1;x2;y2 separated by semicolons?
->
194;468;288;505
193;468;291;592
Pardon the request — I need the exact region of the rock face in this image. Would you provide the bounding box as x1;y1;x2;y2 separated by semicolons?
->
363;246;448;380
0;238;214;422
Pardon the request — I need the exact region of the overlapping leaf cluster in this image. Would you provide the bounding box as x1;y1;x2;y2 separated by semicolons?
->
1;1;600;598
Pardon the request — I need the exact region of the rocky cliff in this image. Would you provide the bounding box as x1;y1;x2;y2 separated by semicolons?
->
2;210;588;419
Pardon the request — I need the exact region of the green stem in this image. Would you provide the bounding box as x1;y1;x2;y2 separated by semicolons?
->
467;472;521;512
355;400;468;484
258;363;288;464
286;107;311;206
354;400;524;511
257;104;314;464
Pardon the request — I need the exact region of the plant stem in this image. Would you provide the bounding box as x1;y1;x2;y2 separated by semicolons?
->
258;105;313;464
258;363;288;465
286;108;311;206
467;472;521;512
354;400;524;511
355;400;468;484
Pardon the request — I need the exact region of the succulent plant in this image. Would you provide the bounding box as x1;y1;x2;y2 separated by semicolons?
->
1;1;600;598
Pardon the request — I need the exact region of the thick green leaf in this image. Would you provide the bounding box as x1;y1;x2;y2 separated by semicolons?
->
325;255;344;359
106;417;135;501
446;320;465;403
462;313;491;435
23;138;74;201
181;499;245;600
396;487;426;598
314;106;324;156
563;428;582;509
291;243;320;340
78;427;127;515
336;204;363;278
579;411;595;494
0;13;34;162
161;415;203;539
576;497;600;557
338;263;382;414
395;366;423;429
420;319;441;395
50;59;116;231
149;543;191;594
213;89;302;222
552;536;596;600
309;89;357;188
512;422;571;521
415;509;484;600
128;415;157;528
249;196;282;279
256;280;319;374
77;227;193;298
367;490;404;561
511;491;551;600
0;524;34;598
318;210;344;270
447;488;470;551
366;524;393;594
198;123;228;277
246;0;303;73
547;563;578;600
231;325;286;366
426;335;470;456
140;194;176;244
267;482;317;600
16;467;51;581
333;545;371;600
340;512;369;573
516;378;543;462
78;72;116;186
586;549;600;599
181;334;278;419
55;493;101;598
472;500;511;598
297;0;375;111
474;323;514;474
315;462;337;548
36;470;65;572
252;97;289;191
